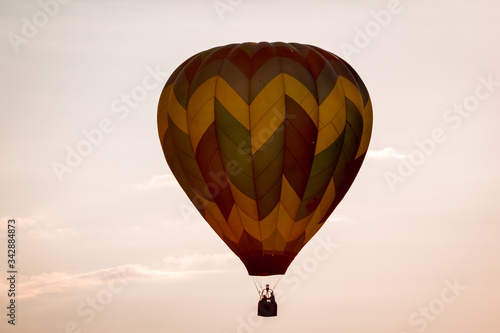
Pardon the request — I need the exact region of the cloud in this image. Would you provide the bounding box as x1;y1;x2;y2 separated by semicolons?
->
162;252;237;272
0;215;76;240
2;265;181;299
367;147;410;160
1;253;238;299
135;174;178;191
0;216;36;233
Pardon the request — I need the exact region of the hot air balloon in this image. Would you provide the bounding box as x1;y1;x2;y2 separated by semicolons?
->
157;42;372;316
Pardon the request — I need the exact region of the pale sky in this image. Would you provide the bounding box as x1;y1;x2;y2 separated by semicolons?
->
1;1;499;332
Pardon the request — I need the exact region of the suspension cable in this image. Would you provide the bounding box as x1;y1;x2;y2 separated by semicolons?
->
251;277;262;296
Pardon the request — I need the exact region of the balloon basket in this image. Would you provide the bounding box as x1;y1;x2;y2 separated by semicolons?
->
257;284;278;317
258;297;277;317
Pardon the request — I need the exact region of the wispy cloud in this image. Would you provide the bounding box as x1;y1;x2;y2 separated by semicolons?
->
367;147;410;160
1;265;152;299
1;253;238;299
135;174;178;191
0;215;76;240
162;252;237;272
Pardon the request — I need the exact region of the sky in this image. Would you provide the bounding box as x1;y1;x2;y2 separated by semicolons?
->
1;0;499;332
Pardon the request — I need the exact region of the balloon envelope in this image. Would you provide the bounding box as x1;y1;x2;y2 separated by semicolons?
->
157;42;372;276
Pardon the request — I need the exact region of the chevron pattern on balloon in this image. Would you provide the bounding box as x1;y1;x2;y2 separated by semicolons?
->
158;42;373;276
